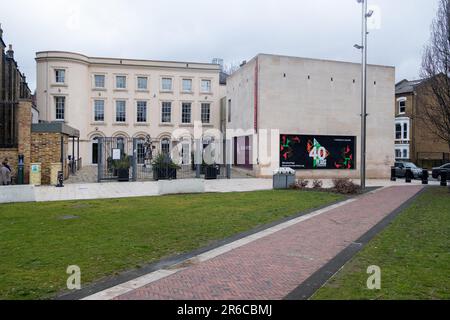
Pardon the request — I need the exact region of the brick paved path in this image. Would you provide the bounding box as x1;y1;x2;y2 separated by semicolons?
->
115;186;423;300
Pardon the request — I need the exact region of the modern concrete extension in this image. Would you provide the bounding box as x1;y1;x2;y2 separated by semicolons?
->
77;185;423;300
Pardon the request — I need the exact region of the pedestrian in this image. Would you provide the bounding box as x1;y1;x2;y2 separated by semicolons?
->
1;161;11;185
3;158;11;171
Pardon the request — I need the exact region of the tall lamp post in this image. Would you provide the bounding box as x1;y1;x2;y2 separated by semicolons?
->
354;0;373;190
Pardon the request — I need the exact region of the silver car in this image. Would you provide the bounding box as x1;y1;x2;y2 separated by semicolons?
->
394;162;423;179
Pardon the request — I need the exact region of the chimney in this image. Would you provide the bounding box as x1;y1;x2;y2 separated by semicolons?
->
6;44;14;59
0;23;3;39
240;60;247;67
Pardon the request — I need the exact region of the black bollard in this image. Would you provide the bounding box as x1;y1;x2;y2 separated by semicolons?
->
390;167;396;181
421;169;428;185
56;171;64;188
441;170;448;187
405;168;412;183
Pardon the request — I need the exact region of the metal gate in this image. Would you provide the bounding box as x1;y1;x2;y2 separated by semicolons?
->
97;137;230;182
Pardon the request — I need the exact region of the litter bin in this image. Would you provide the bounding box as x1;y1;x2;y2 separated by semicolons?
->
30;163;41;186
273;168;296;189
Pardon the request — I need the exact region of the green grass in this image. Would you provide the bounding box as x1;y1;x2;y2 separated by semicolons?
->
312;187;450;300
0;190;342;300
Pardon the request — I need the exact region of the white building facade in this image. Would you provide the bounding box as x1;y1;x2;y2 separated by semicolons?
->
35;51;223;166
226;54;395;179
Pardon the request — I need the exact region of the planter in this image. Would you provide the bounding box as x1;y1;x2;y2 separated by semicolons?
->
117;168;130;182
153;166;177;181
205;165;219;180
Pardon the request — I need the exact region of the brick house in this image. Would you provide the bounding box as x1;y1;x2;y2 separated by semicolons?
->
395;78;450;168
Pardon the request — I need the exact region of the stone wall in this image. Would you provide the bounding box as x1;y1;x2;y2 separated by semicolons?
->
0;99;32;183
30;132;69;185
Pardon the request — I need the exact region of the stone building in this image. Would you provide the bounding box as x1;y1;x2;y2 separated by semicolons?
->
35;51;225;167
226;54;395;179
0;24;33;183
395;78;450;168
0;25;78;185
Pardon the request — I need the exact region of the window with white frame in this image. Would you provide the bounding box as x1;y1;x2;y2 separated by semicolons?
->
201;79;211;93
181;103;191;124
55;69;65;83
161;138;170;154
395;119;409;140
395;145;409;159
136;101;147;123
115;100;126;122
55;96;65;120
94;100;105;122
161;102;172;123
182;79;192;92
395;123;402;140
137;77;148;90
116;76;127;89
398;99;406;114
201;103;210;124
94;75;105;88
161;78;173;91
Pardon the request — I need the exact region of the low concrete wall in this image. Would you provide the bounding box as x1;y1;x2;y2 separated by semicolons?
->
158;179;205;195
0;185;36;203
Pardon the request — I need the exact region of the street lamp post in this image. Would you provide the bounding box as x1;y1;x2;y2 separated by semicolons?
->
354;0;373;190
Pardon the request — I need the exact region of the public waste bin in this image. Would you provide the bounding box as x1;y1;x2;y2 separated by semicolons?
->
273;168;296;189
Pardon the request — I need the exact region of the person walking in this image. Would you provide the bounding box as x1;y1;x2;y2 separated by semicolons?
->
1;160;12;185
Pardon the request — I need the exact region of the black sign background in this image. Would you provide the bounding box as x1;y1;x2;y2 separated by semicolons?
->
280;134;356;170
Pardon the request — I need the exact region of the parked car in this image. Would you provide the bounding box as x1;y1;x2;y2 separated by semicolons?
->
431;163;450;180
394;162;423;179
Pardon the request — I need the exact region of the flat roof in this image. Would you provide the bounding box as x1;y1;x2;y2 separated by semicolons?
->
32;122;80;137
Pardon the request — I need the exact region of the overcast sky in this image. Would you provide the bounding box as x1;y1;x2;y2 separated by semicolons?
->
0;0;439;91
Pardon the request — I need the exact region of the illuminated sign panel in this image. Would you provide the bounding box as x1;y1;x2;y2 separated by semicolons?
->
280;134;356;170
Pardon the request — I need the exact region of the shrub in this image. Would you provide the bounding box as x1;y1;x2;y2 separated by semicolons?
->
312;179;323;189
151;153;180;169
290;179;309;190
332;178;359;194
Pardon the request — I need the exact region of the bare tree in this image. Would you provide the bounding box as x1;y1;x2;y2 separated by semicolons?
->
420;0;450;149
222;62;240;76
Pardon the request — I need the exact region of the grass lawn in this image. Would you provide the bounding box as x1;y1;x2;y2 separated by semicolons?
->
0;190;342;300
312;187;450;300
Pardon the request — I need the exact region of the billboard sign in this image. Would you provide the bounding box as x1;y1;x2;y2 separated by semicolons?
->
280;134;356;170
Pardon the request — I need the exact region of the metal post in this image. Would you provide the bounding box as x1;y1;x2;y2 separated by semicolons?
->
97;137;103;183
132;138;138;182
356;0;369;190
226;138;231;179
60;135;64;177
77;137;80;171
195;139;201;178
72;137;75;174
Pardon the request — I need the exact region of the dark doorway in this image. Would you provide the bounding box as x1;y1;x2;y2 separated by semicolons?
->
92;138;99;164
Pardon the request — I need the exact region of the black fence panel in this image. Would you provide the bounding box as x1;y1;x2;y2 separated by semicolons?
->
97;137;230;182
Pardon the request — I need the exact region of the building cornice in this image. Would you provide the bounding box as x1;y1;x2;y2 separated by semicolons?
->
35;51;221;72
